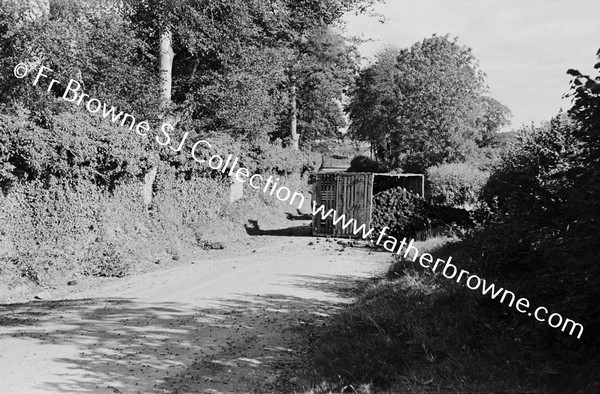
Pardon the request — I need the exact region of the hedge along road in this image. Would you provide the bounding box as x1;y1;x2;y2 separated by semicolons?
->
0;233;391;393
18;63;309;212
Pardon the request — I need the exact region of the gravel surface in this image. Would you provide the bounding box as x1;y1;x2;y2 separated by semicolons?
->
0;232;392;393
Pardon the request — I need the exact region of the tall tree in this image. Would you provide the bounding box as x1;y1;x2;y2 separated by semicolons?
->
252;0;381;149
346;47;400;159
282;27;359;148
475;96;513;147
348;35;505;172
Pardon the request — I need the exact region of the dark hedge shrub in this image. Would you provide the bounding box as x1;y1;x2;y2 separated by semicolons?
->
482;115;580;219
347;155;389;173
427;205;474;229
463;100;600;389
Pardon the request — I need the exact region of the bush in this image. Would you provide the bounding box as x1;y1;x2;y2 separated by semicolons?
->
196;133;322;178
0;166;230;285
248;141;321;176
427;162;489;208
0;107;316;287
0;110;156;192
461;109;600;390
82;242;128;278
347;155;389;173
482;115;580;218
151;164;229;239
0;179;115;283
473;115;583;283
1;179;103;257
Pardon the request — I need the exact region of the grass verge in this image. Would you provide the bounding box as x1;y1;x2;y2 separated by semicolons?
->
303;236;561;393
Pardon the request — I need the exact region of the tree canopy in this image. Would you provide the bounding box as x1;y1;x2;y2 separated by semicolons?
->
1;0;379;148
347;35;512;172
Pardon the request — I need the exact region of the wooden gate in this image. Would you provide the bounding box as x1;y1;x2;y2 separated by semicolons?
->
312;173;373;237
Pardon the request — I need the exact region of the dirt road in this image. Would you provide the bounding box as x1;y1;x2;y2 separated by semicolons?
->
0;233;391;393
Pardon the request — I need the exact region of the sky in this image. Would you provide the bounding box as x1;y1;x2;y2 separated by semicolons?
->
343;0;600;128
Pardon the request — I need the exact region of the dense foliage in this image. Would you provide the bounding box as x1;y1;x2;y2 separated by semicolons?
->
348;36;512;172
427;162;489;208
346;155;388;173
123;0;371;146
482;113;580;219
457;52;600;390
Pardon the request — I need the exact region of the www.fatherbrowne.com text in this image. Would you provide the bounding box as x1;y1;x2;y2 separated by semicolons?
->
310;189;584;340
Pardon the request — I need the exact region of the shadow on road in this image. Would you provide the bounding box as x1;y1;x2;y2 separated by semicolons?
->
244;219;312;237
285;211;312;221
0;273;370;393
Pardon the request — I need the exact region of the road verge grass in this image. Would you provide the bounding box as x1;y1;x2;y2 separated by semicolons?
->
305;236;552;393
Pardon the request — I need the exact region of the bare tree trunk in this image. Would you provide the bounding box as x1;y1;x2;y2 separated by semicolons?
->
144;27;175;210
142;166;158;208
159;28;175;104
290;84;299;150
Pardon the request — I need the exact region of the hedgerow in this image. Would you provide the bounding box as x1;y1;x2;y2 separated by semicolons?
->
427;162;489;208
459;103;600;389
0;107;318;286
0;109;156;191
482;113;580;218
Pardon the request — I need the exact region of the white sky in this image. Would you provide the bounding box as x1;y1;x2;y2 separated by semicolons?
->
343;0;600;128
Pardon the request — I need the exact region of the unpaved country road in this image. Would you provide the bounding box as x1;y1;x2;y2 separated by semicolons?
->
0;235;391;393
